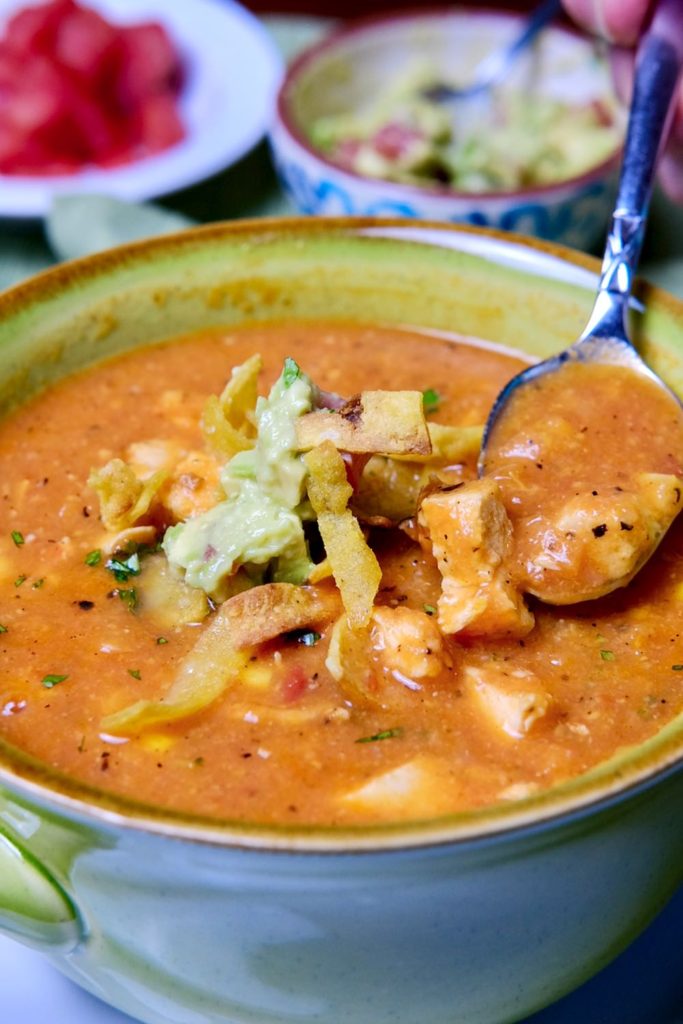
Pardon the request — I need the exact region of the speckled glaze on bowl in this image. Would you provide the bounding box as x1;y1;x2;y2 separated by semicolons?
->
270;9;622;251
0;218;682;1024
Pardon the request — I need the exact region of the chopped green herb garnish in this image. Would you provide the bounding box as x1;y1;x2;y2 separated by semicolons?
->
117;588;137;611
423;603;437;616
356;727;404;744
85;549;102;567
672;664;683;671
106;552;141;582
14;574;26;588
128;668;141;680
298;631;321;647
156;636;169;645
32;578;45;589
282;357;302;388
11;530;24;547
0;624;7;634
42;673;68;688
600;649;615;662
422;388;441;414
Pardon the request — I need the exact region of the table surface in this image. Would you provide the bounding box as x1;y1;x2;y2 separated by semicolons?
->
0;13;682;1024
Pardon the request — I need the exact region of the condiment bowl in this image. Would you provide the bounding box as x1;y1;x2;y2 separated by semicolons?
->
270;9;623;251
0;218;682;1024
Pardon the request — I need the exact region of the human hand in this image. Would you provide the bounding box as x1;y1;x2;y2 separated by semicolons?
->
562;0;683;202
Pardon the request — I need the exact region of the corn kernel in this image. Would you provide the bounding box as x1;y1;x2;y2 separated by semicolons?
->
241;664;272;689
140;733;175;754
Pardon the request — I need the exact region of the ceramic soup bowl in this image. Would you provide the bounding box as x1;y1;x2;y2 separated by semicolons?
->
0;219;681;1024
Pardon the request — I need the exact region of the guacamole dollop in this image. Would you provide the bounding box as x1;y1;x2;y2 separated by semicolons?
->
163;360;314;597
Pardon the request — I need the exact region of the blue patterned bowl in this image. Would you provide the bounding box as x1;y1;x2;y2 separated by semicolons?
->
270;8;622;252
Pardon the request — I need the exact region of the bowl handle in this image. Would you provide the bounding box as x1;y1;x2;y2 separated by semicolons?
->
0;826;82;952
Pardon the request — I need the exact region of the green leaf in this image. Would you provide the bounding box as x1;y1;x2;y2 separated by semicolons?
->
106;552;141;582
156;636;169;645
423;603;437;616
14;574;26;588
42;673;68;688
128;668;141;680
422;388;441;414
85;549;102;567
117;588;138;611
32;578;45;589
282;357;301;388
297;631;321;647
600;649;615;662
11;530;24;547
0;624;7;634
356;727;404;744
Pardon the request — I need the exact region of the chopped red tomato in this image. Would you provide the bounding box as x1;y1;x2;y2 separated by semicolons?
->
371;123;425;161
0;0;185;176
281;665;309;704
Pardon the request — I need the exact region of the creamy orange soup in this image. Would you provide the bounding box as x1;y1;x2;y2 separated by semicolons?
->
1;322;682;826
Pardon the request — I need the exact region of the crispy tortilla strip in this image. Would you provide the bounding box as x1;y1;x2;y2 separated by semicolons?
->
394;423;483;464
201;354;262;457
101;583;340;734
325;616;383;708
305;442;382;628
297;391;431;456
308;557;333;583
89;458;167;533
353;456;466;524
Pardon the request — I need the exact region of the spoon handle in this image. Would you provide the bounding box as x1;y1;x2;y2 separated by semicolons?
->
472;0;562;92
581;0;683;343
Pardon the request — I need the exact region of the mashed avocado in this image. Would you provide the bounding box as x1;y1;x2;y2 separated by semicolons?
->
309;63;621;193
163;359;315;597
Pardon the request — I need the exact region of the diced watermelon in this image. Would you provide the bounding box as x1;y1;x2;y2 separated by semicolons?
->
53;6;118;86
134;92;184;155
4;0;74;57
0;0;185;176
114;22;183;110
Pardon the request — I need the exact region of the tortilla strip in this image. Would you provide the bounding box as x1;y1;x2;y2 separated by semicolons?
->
393;423;483;464
325;616;383;708
296;391;431;456
88;458;167;533
304;442;381;628
101;582;340;734
201;353;262;457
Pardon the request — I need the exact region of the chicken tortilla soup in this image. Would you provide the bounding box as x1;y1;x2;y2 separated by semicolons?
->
1;321;683;826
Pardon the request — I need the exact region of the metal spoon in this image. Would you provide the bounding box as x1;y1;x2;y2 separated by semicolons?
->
479;0;683;468
423;0;562;105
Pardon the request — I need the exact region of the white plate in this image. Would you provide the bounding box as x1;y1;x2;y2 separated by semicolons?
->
0;0;283;218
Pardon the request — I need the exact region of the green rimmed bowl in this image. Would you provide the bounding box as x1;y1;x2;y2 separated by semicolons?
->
0;218;681;1024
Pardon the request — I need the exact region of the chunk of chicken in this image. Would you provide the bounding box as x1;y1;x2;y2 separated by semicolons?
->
159;451;222;523
126;439;182;478
341;756;455;818
524;473;683;603
371;606;446;680
418;480;534;638
465;665;550;739
127;441;222;524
